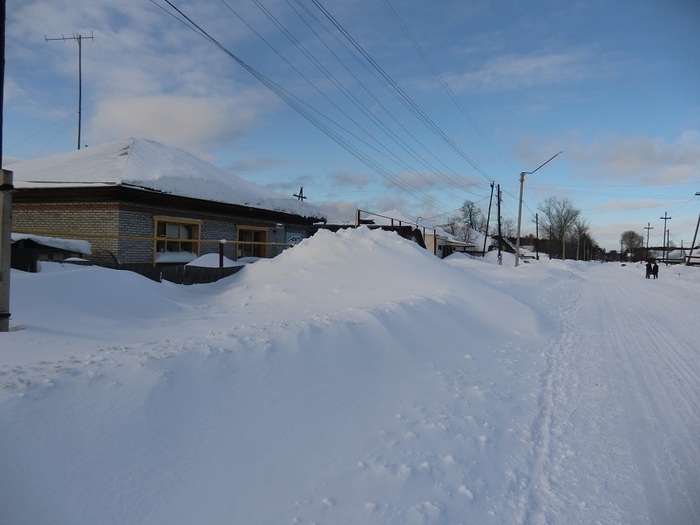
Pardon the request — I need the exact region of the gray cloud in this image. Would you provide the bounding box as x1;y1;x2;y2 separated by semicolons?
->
571;130;700;184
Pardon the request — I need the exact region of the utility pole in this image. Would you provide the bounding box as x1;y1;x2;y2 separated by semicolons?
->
497;184;502;265
482;181;494;256
0;171;10;333
515;151;562;267
644;222;653;261
535;213;540;260
1;0;11;332
293;186;306;201
688;192;700;266
659;212;672;263
45;31;93;150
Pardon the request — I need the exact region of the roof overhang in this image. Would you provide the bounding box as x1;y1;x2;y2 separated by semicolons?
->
12;185;325;224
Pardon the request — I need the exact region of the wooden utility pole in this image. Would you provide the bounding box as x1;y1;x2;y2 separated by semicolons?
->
1;0;11;332
482;181;494;256
45;32;93;150
659;212;672;263
293;186;306;201
535;213;540;260
497;184;502;265
0;171;10;333
687;192;700;265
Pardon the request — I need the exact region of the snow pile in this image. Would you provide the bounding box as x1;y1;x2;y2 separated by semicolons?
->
1;227;699;524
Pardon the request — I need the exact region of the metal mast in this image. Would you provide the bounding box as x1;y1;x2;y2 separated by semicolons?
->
45;31;93;149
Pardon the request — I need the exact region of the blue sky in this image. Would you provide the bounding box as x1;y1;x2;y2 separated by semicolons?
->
4;0;700;251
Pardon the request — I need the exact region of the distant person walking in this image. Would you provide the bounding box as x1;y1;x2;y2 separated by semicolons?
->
653;262;659;279
646;261;652;279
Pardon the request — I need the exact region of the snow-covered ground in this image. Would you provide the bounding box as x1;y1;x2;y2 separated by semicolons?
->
2;227;699;525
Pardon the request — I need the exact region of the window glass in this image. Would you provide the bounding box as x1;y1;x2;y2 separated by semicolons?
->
154;217;201;257
238;227;268;258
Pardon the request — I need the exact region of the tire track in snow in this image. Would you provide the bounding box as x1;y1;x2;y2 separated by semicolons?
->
590;266;700;524
518;263;700;524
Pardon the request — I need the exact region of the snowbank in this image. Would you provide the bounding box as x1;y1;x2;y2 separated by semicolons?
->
2;227;699;524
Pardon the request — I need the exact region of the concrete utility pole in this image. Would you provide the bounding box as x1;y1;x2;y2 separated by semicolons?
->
515;151;562;267
45;32;93;150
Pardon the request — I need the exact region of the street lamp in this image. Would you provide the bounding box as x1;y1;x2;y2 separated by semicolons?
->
515;151;563;267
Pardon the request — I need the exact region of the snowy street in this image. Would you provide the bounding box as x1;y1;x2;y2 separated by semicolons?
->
1;228;699;524
508;262;700;524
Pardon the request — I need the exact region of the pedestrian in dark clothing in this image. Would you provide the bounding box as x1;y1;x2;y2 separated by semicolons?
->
653;262;659;279
645;261;652;279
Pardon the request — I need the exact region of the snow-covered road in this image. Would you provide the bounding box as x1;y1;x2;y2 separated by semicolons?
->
2;229;699;524
516;262;700;524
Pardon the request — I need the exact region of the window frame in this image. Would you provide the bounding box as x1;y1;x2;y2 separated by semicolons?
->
153;215;202;259
236;225;268;258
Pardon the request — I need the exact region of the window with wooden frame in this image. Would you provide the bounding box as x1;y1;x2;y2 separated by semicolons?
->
154;216;202;256
237;226;268;258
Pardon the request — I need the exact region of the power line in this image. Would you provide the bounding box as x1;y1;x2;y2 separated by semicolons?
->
287;0;481;192
310;0;493;184
154;0;445;208
382;0;513;173
153;0;495;218
226;0;465;203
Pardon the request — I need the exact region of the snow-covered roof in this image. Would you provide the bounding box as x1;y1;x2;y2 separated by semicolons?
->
375;209;476;246
11;233;91;255
9;138;325;220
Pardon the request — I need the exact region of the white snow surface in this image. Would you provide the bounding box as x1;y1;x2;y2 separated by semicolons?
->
2;227;699;525
9;137;325;219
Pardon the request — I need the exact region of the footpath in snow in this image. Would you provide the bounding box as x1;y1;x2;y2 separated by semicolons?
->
1;227;699;524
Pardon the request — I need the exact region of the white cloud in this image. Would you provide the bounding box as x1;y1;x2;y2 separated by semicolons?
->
446;47;620;92
571;131;700;184
90;95;262;156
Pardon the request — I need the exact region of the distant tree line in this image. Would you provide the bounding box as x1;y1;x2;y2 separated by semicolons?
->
445;196;602;260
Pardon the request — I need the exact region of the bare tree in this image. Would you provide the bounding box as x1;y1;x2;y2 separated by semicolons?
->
620;230;644;255
501;217;516;239
444;215;469;242
459;200;486;244
539;196;581;260
573;218;590;261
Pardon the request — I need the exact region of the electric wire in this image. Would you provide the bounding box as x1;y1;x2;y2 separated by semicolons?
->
155;0;443;208
382;0;513;174
228;0;466;203
153;0;493;218
288;0;483;194
309;0;493;184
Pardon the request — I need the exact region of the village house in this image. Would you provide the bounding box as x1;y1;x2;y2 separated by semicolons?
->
9;138;326;269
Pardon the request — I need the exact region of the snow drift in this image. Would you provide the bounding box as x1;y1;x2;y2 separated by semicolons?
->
1;227;699;524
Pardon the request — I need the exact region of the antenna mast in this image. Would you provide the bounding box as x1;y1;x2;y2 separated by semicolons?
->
45;31;93;150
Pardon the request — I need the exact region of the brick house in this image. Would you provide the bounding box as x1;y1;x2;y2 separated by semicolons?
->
9;138;326;267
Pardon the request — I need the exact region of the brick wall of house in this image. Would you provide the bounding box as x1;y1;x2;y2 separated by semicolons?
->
12;202;120;265
117;206;155;265
13;198;307;266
